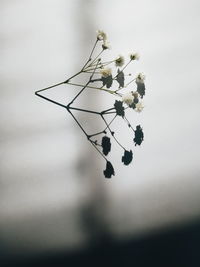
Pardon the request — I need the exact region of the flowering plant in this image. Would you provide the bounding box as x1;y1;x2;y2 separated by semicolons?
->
35;30;146;178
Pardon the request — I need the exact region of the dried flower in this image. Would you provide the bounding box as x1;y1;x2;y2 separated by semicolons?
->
122;150;133;165
115;55;125;67
116;69;125;87
100;68;112;78
132;91;139;98
101;136;111;156
135;102;144;113
136;73;145;83
136;73;145;98
130;53;140;61
122;92;134;106
96;30;107;41
36;30;147;179
104;161;115;178
102;40;111;50
114;100;125;117
134;125;144;146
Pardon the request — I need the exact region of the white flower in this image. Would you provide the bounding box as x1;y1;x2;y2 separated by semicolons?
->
136;73;145;83
102;40;111;50
130;53;140;61
96;30;107;41
100;68;112;77
115;55;125;67
132;91;139;99
122;92;134;106
135;102;144;112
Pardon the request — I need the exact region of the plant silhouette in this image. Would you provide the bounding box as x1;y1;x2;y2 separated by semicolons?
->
35;31;146;178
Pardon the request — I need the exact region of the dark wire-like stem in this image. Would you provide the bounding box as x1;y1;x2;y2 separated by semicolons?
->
68;59;100;107
35;70;83;95
103;111;117;115
101;114;126;150
35;40;99;96
35;81;65;94
67;109;107;161
35;92;67;109
69;106;101;115
87;49;104;68
101;107;115;114
88;114;117;138
124;116;135;132
67;82;115;95
113;59;132;80
104;114;117;130
81;39;98;71
125;77;136;87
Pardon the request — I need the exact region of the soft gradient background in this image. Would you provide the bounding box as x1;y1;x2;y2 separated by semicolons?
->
1;0;200;265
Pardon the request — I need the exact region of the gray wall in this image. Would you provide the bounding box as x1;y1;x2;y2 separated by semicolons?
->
1;0;200;258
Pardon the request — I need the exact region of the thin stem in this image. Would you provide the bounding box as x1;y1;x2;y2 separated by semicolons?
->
35;91;66;109
68;60;99;107
103;111;117;115
67;109;107;161
101;114;125;150
81;39;98;70
105;114;117;129
90;78;102;83
90;140;102;147
113;59;132;80
35;70;84;95
67;80;90;106
101;107;115;114
69;106;101;115
88;114;117;138
35;81;65;94
88;130;106;138
125;77;136;87
83;65;102;72
35;40;98;95
84;60;113;72
83;71;100;74
89;140;108;161
64;70;82;83
101;60;115;65
86;49;104;69
67;109;88;136
124;116;135;132
120;59;132;74
67;82;115;94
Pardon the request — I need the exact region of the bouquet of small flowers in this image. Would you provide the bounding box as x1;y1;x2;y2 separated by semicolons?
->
35;30;146;178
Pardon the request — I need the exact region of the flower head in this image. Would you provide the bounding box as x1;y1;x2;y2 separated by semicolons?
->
100;67;112;78
102;40;111;50
101;136;111;156
115;55;125;67
136;73;145;83
96;30;107;41
116;69;125;87
134;125;144;146
132;91;139;103
122;150;133;165
135;102;144;112
132;91;139;98
130;53;140;61
104;161;115;178
122;92;134;106
114;100;125;117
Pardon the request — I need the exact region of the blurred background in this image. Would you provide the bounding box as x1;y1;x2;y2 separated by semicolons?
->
1;0;200;266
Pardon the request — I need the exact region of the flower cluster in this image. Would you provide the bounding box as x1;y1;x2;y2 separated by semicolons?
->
35;30;146;179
